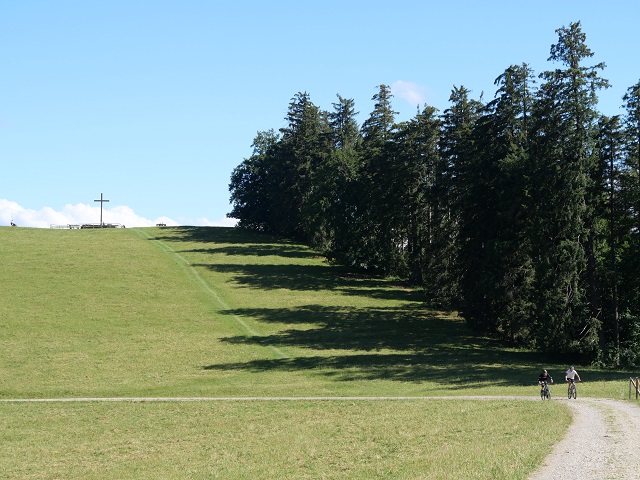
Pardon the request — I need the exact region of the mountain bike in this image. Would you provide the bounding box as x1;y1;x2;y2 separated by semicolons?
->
540;381;551;400
567;379;578;399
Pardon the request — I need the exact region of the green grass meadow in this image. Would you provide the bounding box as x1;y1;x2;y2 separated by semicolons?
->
1;226;636;479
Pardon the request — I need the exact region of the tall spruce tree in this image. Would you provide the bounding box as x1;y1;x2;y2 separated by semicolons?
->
618;81;640;365
228;129;281;231
321;95;363;261
393;105;441;284
434;86;483;308
357;85;400;273
330;95;361;151
276;92;332;241
623;81;640;238
460;65;536;342
530;21;608;353
596;115;626;365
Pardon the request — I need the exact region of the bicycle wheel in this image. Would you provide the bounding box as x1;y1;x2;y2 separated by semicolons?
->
567;385;572;399
546;389;551;400
572;385;577;399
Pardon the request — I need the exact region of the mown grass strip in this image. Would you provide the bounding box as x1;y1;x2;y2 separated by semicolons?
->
132;227;287;359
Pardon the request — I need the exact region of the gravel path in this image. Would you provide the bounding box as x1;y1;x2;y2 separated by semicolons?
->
529;397;640;480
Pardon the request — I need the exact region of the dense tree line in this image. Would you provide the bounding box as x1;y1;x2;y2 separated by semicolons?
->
229;22;640;366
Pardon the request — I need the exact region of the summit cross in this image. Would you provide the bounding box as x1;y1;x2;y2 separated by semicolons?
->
94;193;110;226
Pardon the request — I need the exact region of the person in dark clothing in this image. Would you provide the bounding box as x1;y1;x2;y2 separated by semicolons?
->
538;369;553;385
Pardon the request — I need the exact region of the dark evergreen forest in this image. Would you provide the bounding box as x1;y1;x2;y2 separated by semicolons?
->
228;22;640;367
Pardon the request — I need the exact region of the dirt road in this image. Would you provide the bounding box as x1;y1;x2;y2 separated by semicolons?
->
529;397;640;480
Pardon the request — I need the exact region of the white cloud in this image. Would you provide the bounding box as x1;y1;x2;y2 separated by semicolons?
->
175;215;238;227
391;80;429;107
0;199;237;228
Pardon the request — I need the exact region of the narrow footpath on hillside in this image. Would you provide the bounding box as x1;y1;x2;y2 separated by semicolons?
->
528;397;640;480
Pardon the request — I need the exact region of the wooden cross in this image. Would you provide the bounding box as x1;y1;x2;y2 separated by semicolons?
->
94;193;110;226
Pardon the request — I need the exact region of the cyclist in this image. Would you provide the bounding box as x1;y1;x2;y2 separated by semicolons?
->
538;369;553;398
538;369;553;385
565;366;581;384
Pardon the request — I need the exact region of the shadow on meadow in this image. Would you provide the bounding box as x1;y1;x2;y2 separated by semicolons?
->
183;245;320;259
150;226;291;245
203;302;631;387
148;228;633;387
152;226;326;259
152;226;419;300
192;263;423;302
203;304;548;388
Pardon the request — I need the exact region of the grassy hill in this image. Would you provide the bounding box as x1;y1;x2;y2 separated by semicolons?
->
0;226;634;478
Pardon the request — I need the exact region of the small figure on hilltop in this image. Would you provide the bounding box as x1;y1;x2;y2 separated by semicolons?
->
10;220;17;227
538;369;553;385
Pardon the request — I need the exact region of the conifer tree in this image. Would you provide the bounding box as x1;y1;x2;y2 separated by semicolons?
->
356;85;400;273
276;92;332;241
393;105;441;284
623;81;640;236
228;129;281;231
434;86;483;307
530;21;608;353
321;95;363;260
617;81;640;364
596;115;625;365
460;65;536;342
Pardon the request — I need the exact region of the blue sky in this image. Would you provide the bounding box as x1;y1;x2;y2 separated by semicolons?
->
2;1;639;227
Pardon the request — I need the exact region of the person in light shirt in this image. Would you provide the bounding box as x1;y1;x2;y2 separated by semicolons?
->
565;366;581;384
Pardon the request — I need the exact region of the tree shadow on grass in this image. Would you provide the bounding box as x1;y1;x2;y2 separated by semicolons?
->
149;226;295;246
181;244;321;260
203;304;547;388
203;354;632;389
192;263;424;302
204;355;531;388
147;228;633;387
148;227;421;302
203;303;634;387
